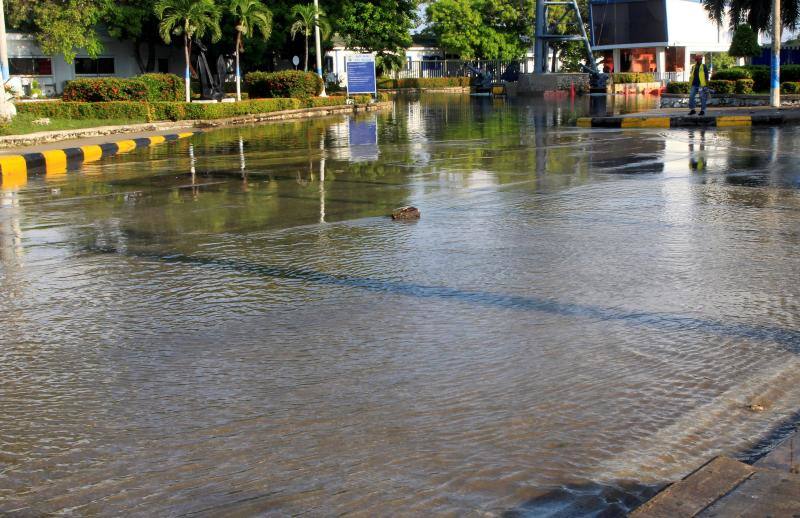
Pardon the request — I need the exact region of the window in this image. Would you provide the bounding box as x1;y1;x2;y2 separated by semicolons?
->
158;58;169;73
9;57;53;76
74;57;115;75
591;0;668;46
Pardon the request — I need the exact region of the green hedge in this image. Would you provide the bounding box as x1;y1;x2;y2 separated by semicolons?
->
377;77;471;89
15;96;381;122
63;78;149;102
667;81;690;94
138;73;183;102
735;78;754;94
781;81;800;94
245;70;323;98
610;72;656;84
708;79;735;94
17;100;151;119
712;68;751;81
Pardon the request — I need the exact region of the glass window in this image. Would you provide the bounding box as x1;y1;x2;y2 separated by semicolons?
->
74;57;115;75
621;47;657;72
9;57;53;76
665;47;686;72
591;0;668;46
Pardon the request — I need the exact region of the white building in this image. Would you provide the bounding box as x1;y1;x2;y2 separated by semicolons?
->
590;0;736;80
325;36;445;85
6;32;184;96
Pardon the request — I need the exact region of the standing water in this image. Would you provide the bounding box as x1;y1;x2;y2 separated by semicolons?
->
1;94;799;516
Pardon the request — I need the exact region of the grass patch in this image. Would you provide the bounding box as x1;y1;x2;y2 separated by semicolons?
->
0;113;147;136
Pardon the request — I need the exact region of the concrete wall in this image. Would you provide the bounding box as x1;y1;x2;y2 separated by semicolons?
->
515;73;590;95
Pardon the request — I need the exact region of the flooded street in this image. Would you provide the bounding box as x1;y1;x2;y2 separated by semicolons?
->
1;94;800;516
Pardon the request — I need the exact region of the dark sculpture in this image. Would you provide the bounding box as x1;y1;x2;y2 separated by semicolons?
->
466;63;493;91
581;63;609;92
192;40;226;102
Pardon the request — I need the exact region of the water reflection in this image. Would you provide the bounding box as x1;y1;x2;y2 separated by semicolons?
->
2;94;800;517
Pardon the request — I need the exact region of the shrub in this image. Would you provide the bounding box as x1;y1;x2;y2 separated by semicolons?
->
781;81;800;94
666;81;690;94
17;100;150;119
729;24;761;58
781;64;800;82
245;71;323;98
137;73;183;101
741;65;769;91
62;78;148;102
708;79;735;94
712;68;751;81
610;72;656;84
377;77;471;89
735;78;754;94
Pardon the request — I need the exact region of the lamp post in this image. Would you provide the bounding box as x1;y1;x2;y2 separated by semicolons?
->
313;0;327;97
770;0;781;107
0;0;16;121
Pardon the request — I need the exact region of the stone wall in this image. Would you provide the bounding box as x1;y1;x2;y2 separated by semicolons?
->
661;93;800;108
515;73;590;95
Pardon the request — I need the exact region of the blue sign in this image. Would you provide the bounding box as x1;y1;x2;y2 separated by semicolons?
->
346;55;376;95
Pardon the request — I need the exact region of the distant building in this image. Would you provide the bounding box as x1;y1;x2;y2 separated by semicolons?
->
6;32;184;96
590;0;736;80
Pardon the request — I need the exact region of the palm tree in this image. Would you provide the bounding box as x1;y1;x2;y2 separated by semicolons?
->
290;3;330;72
229;0;272;101
155;0;222;102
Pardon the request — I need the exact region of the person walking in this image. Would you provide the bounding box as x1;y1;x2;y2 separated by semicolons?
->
688;55;709;116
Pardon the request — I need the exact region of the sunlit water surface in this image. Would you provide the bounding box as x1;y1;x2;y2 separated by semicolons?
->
1;94;800;516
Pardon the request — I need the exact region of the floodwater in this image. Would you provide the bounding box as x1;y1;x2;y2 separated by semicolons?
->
1;94;800;516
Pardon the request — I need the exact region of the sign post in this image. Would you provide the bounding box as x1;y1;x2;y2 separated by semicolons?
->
346;54;377;101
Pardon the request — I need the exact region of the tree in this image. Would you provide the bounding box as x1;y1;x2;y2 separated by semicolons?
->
6;0;108;62
290;3;330;72
229;0;273;101
102;0;163;73
426;0;535;60
155;0;222;102
728;24;762;58
335;0;417;56
703;0;800;33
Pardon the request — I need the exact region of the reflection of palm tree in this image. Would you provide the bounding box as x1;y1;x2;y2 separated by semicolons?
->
289;3;330;72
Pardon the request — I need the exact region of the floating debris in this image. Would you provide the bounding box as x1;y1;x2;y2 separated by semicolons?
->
391;206;420;220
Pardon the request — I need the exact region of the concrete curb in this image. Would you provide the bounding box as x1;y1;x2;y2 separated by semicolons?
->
576;113;795;129
0;131;196;187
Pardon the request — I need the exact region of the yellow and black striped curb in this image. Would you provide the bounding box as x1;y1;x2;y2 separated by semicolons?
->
0;131;197;187
576;114;794;129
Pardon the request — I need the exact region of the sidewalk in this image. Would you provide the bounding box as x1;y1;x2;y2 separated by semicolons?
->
631;428;800;516
577;106;800;129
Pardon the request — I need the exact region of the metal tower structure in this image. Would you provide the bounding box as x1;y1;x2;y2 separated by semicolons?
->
533;0;597;74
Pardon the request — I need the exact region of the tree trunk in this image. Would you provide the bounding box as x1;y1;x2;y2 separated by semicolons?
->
184;34;191;102
235;31;242;101
304;35;309;72
134;39;146;73
551;48;559;73
146;40;156;72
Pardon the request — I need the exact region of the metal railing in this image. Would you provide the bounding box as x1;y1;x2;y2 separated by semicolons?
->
653;71;689;83
391;60;528;79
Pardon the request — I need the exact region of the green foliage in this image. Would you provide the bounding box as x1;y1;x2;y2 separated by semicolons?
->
377;77;472;89
230;0;273;44
712;67;751;80
610;73;656;83
708;79;735;93
781;65;800;82
426;0;535;59
138;73;184;101
375;53;407;77
62;78;150;102
781;81;800;93
290;3;331;71
336;0;416;55
155;0;222;44
711;52;736;69
735;78;755;93
17;101;152;119
704;0;800;34
149;98;302;119
728;25;762;57
667;81;690;94
245;70;323;97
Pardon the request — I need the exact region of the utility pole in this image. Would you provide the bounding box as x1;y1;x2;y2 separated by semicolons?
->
313;0;327;97
0;0;15;120
771;0;781;107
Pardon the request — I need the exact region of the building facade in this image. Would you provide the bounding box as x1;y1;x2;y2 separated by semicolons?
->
590;0;735;80
6;32;184;96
